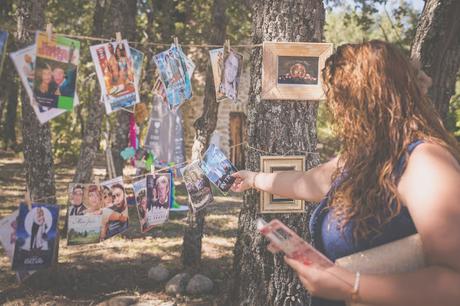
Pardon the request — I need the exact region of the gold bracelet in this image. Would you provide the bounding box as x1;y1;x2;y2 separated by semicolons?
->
351;271;360;303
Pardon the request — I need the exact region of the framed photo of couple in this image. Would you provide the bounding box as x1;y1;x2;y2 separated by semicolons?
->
259;156;306;213
262;42;333;101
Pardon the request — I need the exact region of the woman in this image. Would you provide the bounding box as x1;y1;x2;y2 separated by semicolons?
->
85;185;102;215
231;40;460;305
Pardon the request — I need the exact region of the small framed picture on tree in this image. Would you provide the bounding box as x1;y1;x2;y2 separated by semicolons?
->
259;156;306;213
262;42;333;100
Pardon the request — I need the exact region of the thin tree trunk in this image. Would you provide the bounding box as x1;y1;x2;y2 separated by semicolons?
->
72;0;106;184
73;0;138;182
17;0;56;203
410;0;460;121
229;1;324;305
2;37;19;151
181;0;228;268
110;0;138;177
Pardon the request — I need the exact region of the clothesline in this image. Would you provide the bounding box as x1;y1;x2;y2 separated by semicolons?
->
25;141;320;204
1;24;262;49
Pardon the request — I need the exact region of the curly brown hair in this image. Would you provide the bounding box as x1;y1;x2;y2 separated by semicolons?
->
321;40;460;241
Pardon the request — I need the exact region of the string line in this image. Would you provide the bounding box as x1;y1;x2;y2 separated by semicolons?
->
1;24;262;48
27;142;319;203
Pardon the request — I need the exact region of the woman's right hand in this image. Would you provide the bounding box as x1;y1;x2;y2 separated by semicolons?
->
231;171;257;192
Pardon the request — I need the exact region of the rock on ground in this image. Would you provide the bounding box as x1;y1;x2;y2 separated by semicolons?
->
186;274;214;295
165;272;191;295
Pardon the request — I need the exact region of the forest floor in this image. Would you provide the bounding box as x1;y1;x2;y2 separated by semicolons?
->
0;150;241;306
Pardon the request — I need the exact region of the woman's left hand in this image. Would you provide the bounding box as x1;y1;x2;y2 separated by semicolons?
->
284;256;355;301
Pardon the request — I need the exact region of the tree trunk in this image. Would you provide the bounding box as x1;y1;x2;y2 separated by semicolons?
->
2;37;19;151
109;0;138;177
410;0;460;122
73;0;138;182
17;0;56;203
72;0;106;184
181;0;228;268
230;1;324;305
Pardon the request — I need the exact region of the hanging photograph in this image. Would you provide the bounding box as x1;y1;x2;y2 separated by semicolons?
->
277;56;319;85
0;210;35;282
12;203;60;271
209;47;225;101
259;156;305;213
99;177;129;240
130;47;144;88
133;178;155;233
180;160;214;212
34;31;80;110
10;45;79;124
90;40;140;114
218;48;243;103
262;42;333;100
152;44;193;109
0;30;9;76
200;144;238;193
66;183;103;245
146;173;171;226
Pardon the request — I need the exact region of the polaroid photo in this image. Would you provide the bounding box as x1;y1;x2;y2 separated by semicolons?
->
200;144;238;193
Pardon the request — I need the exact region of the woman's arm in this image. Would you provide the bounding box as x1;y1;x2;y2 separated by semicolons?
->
231;156;339;202
285;143;460;305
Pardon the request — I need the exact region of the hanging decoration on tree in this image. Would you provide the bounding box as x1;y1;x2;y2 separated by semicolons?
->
146;173;171;226
10;45;78;123
152;39;195;110
209;47;225;101
180;160;214;212
219;42;244;103
90;35;140;114
66;183;104;245
33;28;80;110
99;177;129;240
133;178;151;233
200;144;238;193
129;47;144;89
0;210;36;282
12;203;60;271
0;30;9;77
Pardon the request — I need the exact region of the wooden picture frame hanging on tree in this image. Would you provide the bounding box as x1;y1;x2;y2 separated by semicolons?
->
259;156;306;213
262;42;333;101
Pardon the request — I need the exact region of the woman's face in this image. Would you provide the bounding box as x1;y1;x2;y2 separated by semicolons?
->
102;189;113;206
41;69;52;84
88;191;100;207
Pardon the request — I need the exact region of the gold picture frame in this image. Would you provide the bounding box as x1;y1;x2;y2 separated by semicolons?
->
260;156;306;213
262;42;333;101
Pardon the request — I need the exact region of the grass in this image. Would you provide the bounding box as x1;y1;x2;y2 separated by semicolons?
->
0;150;242;305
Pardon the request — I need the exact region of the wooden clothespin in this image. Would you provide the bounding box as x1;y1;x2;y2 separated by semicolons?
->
24;187;32;211
174;36;179;48
116;32;122;43
46;23;53;40
225;39;231;52
95;176;100;186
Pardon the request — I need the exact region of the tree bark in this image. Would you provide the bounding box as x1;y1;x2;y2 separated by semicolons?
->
181;0;228;268
410;0;460;122
17;0;56;203
109;0;138;177
73;0;138;182
229;1;324;305
2;38;19;151
72;0;106;184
